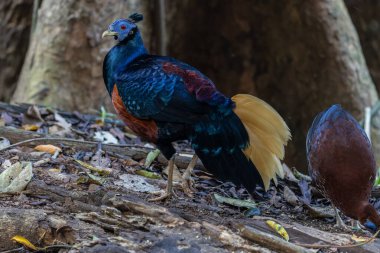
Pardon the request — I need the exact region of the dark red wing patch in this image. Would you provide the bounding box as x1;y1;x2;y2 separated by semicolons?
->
112;85;157;142
162;62;217;102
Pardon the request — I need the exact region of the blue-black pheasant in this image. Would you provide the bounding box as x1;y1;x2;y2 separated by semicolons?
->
102;13;291;201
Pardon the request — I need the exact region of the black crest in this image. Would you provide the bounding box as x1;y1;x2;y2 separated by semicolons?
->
128;13;143;23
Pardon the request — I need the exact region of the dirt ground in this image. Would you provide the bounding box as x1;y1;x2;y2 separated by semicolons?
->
0;103;380;253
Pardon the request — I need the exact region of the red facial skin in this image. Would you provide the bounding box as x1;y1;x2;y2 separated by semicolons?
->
308;115;380;225
111;85;158;142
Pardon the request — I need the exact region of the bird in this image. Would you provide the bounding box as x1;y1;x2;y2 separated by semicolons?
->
306;104;380;229
102;13;291;201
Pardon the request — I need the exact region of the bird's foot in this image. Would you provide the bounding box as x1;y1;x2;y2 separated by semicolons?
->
333;207;350;231
181;154;198;198
334;216;349;231
148;189;175;202
351;220;367;232
181;174;195;198
148;156;176;202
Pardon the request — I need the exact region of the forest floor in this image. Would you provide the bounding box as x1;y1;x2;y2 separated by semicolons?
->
0;103;380;253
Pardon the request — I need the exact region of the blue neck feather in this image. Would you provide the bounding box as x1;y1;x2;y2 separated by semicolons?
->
104;32;147;93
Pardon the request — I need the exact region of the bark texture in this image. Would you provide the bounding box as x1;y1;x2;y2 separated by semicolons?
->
12;0;155;112
0;0;33;102
166;0;379;171
346;0;380;90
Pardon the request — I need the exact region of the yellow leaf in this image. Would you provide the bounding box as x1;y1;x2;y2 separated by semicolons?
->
75;160;111;176
351;234;370;243
266;220;289;241
22;124;39;131
11;235;39;250
34;144;62;155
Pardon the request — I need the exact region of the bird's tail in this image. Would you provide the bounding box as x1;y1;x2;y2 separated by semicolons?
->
232;94;291;190
192;94;291;193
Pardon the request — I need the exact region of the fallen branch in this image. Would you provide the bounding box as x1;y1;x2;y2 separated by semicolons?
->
0;126;203;169
107;195;184;226
202;222;269;252
236;224;313;253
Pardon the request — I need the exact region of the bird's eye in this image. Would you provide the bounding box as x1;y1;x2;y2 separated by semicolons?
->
120;25;126;30
129;30;134;36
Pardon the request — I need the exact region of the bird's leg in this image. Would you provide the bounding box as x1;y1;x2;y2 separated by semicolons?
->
333;206;349;230
351;220;365;231
149;155;175;201
181;154;198;197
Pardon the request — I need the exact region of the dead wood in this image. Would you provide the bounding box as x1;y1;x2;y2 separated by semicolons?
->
0;207;76;251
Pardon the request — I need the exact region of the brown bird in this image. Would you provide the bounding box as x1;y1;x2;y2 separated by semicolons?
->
307;104;380;229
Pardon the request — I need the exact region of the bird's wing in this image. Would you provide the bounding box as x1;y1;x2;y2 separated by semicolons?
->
115;56;232;123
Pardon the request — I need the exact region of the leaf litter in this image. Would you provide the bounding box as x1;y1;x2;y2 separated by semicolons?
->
0;103;379;252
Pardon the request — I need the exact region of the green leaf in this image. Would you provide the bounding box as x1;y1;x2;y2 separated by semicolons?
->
214;193;256;209
136;169;161;179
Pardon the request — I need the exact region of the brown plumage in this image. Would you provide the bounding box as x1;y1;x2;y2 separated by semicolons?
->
307;105;380;226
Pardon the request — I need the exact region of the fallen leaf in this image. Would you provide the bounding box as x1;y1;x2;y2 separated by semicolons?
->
1;160;12;170
266;220;289;241
163;164;182;182
22;124;40;131
214;193;256;209
244;207;261;217
93;131;118;144
136;169;161;179
292;168;312;182
26;105;44;122
0;137;10;149
304;204;335;218
283;186;300;206
144;149;161;167
77;173;106;185
115;174;160;193
1;112;13;125
34;144;62;155
351;234;371;243
0;162;33;193
11;235;39;251
75;159;112;176
91;150;111;168
54;112;71;130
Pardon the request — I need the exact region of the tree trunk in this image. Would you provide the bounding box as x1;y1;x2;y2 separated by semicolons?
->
0;0;33;102
166;0;379;171
12;0;155;112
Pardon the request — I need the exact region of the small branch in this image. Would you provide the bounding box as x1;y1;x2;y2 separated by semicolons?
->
236;224;313;253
